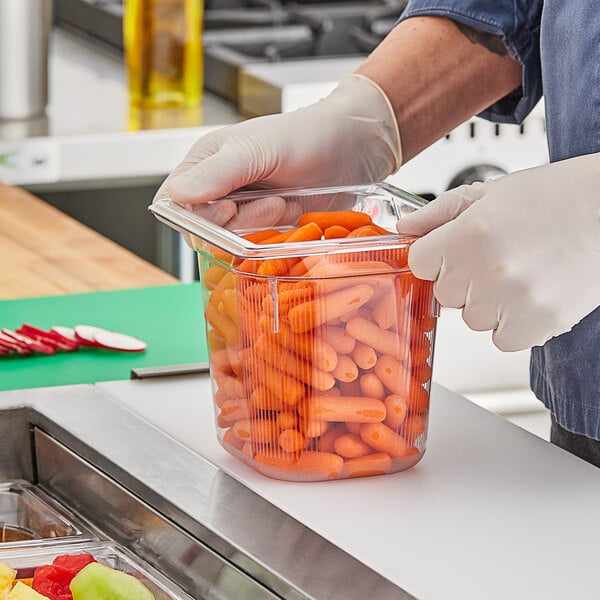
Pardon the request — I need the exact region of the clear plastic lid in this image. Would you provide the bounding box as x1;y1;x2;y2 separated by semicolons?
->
149;183;427;260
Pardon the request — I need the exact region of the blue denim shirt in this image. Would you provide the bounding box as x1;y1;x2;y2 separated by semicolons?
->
401;0;600;439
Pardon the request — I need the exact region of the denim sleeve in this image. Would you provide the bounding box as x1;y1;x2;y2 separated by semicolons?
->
399;0;543;124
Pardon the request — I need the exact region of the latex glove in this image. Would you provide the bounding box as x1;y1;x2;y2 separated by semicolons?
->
153;74;401;229
395;153;600;351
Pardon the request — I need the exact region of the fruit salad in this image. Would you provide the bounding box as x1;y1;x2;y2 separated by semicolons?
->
0;554;155;600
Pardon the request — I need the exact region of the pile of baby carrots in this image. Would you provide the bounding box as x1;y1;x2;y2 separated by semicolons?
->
202;210;436;481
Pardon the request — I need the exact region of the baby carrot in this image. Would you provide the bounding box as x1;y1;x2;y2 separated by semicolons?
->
279;428;306;453
401;414;427;443
332;354;359;383
299;395;386;423
206;304;239;345
208;271;236;309
324;325;356;354
233;418;279;445
214;389;230;409
280;451;344;479
323;225;351;239
255;334;335;391
211;348;232;372
277;411;299;430
242;442;254;459
409;332;432;366
288;284;375;333
372;288;403;330
219;288;240;324
317;423;348;453
298;210;373;231
222;427;245;451
346;225;384;238
286;221;323;243
301;418;330;438
275;322;338;372
251;448;296;467
352;341;378;370
360;373;386;400
360;423;418;458
287;260;309;277
412;361;433;385
373;354;403;391
375;354;430;414
203;264;228;290
307;262;395;292
257;222;323;276
246;361;305;405
250;385;284;412
262;286;316;315
236;258;260;275
226;346;243;377
374;246;409;269
343;453;393;478
219;398;250;424
218;375;245;402
207;329;226;352
334;433;373;459
346;316;405;360
383;394;409;430
241;228;281;243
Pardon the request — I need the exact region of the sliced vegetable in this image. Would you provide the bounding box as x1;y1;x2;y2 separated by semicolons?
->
92;331;147;353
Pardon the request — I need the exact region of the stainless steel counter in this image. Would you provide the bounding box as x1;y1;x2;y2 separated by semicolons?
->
2;378;599;599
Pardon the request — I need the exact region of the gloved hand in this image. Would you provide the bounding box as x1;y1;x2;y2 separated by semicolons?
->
153;74;401;229
395;153;600;351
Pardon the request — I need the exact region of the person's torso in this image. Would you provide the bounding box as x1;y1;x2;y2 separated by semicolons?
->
532;0;600;438
540;0;600;160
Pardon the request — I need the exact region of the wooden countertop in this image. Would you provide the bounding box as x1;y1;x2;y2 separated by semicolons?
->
0;184;177;300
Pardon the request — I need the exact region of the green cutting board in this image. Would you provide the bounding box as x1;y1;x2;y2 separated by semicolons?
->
0;284;208;391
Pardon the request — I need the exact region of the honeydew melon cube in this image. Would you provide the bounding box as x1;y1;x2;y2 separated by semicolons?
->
70;563;155;600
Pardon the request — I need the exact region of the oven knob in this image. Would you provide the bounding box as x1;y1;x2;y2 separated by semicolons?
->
447;164;507;190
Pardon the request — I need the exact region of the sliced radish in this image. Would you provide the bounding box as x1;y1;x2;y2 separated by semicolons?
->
0;339;16;353
2;329;55;354
46;331;79;350
19;324;78;351
0;332;31;354
93;330;147;353
51;326;79;344
73;325;110;347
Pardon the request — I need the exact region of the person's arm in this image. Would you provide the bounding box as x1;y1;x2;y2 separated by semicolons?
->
156;15;522;214
355;16;522;162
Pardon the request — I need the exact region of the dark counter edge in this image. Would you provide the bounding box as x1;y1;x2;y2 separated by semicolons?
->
0;382;414;600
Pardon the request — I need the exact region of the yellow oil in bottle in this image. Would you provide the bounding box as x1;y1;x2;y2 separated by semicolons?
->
124;0;203;109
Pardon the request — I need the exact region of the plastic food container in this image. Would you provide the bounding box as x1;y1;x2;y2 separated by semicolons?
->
0;482;94;549
0;542;193;599
150;183;439;481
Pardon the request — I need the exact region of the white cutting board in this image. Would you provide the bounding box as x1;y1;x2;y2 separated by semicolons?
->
97;376;600;600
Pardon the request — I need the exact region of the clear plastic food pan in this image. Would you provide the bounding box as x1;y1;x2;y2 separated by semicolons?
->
0;482;95;549
0;542;194;599
150;183;438;481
